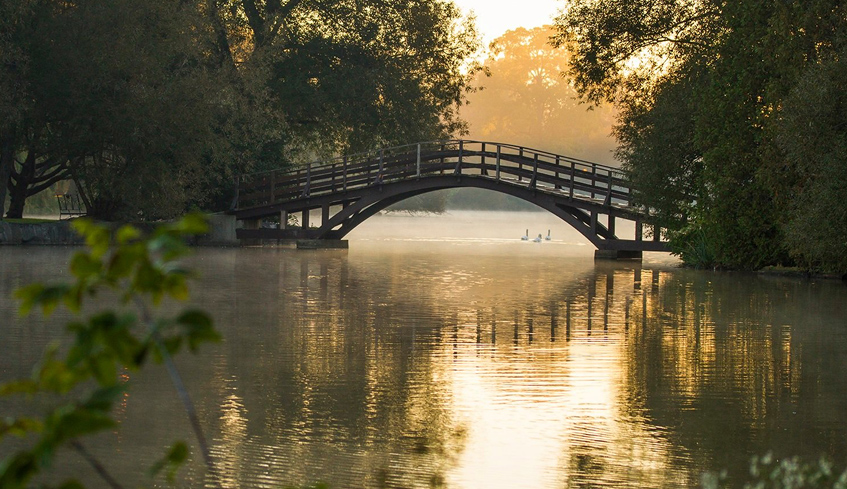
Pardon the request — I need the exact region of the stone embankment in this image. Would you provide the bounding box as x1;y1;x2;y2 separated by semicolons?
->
0;214;239;246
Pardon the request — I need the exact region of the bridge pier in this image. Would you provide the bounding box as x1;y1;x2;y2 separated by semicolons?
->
594;249;643;261
301;209;310;229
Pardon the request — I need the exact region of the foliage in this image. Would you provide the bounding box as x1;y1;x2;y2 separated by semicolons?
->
702;453;847;489
210;0;484;155
553;0;847;271
0;0;482;220
0;214;220;488
0;0;236;221
771;54;847;272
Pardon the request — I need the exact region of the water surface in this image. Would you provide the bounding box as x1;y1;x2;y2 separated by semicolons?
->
2;211;846;488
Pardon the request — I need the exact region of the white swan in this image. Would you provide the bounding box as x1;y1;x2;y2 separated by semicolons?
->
533;233;543;243
545;229;551;241
521;229;529;241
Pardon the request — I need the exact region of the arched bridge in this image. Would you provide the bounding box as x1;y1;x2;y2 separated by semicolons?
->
233;140;669;258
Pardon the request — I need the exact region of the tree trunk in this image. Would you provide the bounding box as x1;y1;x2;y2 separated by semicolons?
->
6;148;34;219
0;136;12;219
5;177;26;218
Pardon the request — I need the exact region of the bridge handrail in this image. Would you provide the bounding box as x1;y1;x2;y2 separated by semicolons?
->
240;140;626;178
236;140;633;211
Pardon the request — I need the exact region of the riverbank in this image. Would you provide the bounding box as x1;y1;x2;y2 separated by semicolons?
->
0;214;239;246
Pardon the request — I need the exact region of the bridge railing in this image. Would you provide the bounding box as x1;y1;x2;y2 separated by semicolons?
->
237;140;632;209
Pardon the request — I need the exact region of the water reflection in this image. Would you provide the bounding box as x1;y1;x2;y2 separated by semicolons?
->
2;241;847;488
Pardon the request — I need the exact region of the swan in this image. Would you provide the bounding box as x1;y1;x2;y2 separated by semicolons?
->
521;229;529;241
545;229;551;241
533;233;543;243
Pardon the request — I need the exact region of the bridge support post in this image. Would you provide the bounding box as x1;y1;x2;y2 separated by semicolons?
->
280;210;288;230
302;209;310;231
594;249;643;261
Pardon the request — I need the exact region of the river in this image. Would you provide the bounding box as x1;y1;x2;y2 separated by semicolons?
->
2;211;847;488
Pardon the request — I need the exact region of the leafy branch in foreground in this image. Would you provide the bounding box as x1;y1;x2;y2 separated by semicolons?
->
0;214;221;489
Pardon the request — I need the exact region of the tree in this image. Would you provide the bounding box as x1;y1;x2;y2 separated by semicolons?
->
462;26;617;163
0;1;34;218
773;54;847;271
553;0;847;270
0;0;242;220
1;0;482;220
206;0;483;155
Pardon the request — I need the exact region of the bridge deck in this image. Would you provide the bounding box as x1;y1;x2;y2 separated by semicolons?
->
238;140;629;210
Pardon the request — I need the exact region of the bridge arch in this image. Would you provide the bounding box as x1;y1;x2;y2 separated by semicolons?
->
316;176;609;247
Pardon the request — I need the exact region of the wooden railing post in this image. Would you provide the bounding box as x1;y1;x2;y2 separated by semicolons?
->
604;170;613;206
440;143;445;174
555;156;560;190
569;161;575;199
304;163;311;197
343;156;348;191
379;148;384;175
591;164;597;199
518;147;523;182
455;140;463;175
416;143;421;178
530;154;538;189
481;142;487;175
496;145;501;182
270;170;275;203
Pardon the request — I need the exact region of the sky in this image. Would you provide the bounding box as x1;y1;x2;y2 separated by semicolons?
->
452;0;562;45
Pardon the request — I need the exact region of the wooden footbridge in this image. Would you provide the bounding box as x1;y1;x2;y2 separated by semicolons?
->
232;140;669;259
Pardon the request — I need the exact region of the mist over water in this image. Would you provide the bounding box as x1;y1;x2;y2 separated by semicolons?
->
2;211;846;489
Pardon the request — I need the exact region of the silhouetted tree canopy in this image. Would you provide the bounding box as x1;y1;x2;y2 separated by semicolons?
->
0;0;482;220
554;0;847;271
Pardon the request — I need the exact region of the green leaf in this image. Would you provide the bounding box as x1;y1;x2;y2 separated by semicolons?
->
15;284;71;317
69;253;102;281
36;348;85;394
168;213;209;236
106;247;140;280
134;260;165;296
83;386;125;412
115;224;141;245
164;275;189;301
148;441;189;483
45;406;116;443
148;234;187;262
71;219;110;258
0;417;43;438
0;452;38;489
57;479;86;489
0;380;39;396
176;310;220;352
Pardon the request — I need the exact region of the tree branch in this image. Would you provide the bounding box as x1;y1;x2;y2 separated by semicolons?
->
70;440;126;489
133;296;222;489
